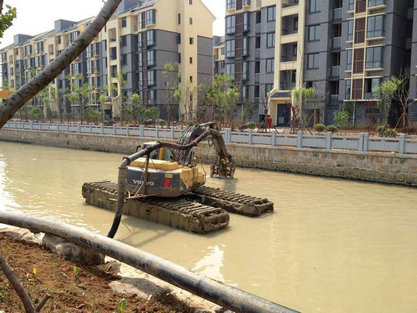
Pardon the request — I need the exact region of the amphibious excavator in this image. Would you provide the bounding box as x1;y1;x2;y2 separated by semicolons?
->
82;122;273;235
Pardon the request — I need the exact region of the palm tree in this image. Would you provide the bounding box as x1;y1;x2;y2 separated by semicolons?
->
0;0;122;129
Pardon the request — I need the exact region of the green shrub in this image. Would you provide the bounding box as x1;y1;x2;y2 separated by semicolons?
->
383;128;397;138
246;121;256;129
334;110;351;128
84;108;101;123
326;125;338;133
28;106;43;121
376;125;397;138
314;123;326;133
159;119;166;126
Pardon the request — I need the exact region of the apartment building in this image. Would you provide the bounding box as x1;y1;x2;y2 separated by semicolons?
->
213;35;225;75
0;0;215;120
223;0;416;127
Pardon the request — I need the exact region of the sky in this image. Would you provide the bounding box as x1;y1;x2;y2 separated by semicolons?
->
0;0;225;49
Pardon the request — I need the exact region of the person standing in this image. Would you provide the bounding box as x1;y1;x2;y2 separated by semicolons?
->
266;114;272;128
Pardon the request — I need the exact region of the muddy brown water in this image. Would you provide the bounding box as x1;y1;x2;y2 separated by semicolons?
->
1;141;417;313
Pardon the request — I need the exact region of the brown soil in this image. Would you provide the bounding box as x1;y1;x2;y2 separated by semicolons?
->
0;233;193;313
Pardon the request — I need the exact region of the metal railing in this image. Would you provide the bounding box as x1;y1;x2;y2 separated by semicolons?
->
3;121;417;155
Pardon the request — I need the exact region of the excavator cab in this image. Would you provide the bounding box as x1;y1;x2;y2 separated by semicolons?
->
137;142;175;162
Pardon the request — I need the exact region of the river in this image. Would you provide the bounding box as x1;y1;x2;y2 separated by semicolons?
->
0;141;416;313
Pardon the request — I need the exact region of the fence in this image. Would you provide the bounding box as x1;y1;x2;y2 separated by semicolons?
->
3;121;417;155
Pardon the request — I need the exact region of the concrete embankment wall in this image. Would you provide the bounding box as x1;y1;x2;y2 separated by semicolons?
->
1;129;416;187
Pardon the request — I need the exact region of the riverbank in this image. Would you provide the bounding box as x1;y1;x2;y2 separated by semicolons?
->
1;128;416;187
0;228;223;313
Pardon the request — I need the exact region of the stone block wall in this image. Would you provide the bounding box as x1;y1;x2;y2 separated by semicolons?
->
1;129;416;187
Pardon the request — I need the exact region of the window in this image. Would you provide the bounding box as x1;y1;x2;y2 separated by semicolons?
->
189;76;193;82
57;36;61;44
189;17;193;25
367;15;385;38
347;19;354;41
266;58;274;73
267;6;276;21
345;79;351;99
178;13;181;24
294;17;298;31
366;46;383;68
120;35;127;47
265;83;273;95
111;65;117;77
242;61;248;80
147;50;155;66
225;63;235;80
226;15;236;34
308;25;320;41
189;57;193;64
255;36;261;48
348;0;354;11
368;0;385;6
121;54;128;66
148;90;156;105
147;70;155;86
243;12;250;32
346;49;352;70
146;30;156;46
243;37;249;56
226;0;236;10
307;53;319;69
145;9;156;25
254;85;259;98
226;40;235;58
177;34;181;44
266;32;275;48
309;0;320;13
189;37;194;44
256;11;261;24
110;47;117;60
189;0;193;4
121;17;127;28
138;33;143;48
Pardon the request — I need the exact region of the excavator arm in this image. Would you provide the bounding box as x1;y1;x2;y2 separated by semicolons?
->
175;122;235;178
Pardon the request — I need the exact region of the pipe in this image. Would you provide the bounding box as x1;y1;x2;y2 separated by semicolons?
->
107;129;219;238
0;212;299;313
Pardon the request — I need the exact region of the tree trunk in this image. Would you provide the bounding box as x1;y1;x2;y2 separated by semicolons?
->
0;0;122;129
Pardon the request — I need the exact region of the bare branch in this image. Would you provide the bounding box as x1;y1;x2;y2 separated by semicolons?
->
0;0;122;128
0;252;35;313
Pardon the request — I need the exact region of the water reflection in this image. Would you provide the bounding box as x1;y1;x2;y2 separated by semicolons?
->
192;245;225;282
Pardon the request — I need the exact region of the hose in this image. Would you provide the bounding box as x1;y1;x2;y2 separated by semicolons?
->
0;211;298;313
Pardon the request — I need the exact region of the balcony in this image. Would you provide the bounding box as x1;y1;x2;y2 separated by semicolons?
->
331;37;341;49
368;0;386;8
282;0;299;8
330;66;340;78
332;8;342;21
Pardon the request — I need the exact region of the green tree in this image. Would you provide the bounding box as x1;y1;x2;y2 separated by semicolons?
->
204;74;239;127
0;2;16;41
66;73;93;121
0;0;122;128
373;76;401;126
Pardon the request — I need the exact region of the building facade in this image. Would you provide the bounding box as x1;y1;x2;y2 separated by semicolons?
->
0;0;215;121
223;0;417;127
